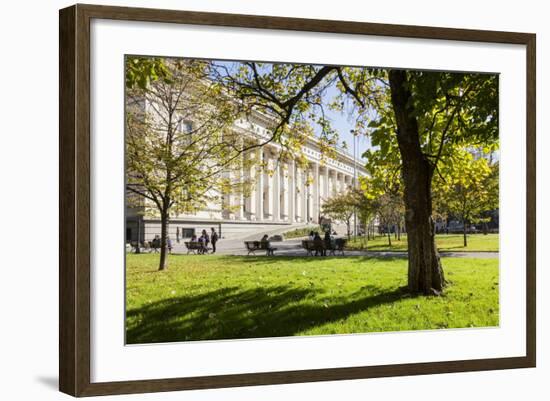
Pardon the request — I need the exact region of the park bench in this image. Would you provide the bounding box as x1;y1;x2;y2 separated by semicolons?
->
302;240;326;256
129;241;148;253
244;241;277;256
302;238;347;256
184;241;208;254
329;238;347;256
148;240;160;253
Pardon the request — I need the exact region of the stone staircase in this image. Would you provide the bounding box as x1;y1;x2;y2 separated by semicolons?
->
239;222;314;241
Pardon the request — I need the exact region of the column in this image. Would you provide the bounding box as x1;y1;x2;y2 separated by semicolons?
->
235;139;244;220
254;148;264;221
324;167;330;201
272;153;280;222
280;164;287;221
312;162;320;223
302;167;309;223
262;150;273;219
247;150;256;220
222;169;233;220
288;159;295;223
296;167;303;222
342;174;348;192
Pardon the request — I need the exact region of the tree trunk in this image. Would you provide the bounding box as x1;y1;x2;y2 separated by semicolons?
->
158;211;169;271
389;70;445;295
463;221;468;247
364;219;369;251
387;225;392;247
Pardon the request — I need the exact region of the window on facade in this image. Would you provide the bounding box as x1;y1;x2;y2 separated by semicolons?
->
181;228;195;238
178;120;193;133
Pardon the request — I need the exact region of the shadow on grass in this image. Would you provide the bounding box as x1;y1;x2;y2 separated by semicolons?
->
168;255;409;266
344;256;406;264
438;245;467;250
126;284;410;344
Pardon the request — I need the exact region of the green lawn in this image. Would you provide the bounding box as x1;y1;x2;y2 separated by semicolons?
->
126;254;499;344
347;233;499;252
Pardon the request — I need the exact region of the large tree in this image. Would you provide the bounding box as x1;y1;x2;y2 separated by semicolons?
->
126;58;253;270
358;71;498;294
214;64;498;295
433;151;499;247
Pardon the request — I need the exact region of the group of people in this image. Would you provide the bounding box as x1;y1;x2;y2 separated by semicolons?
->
308;230;334;256
190;228;219;254
149;234;174;253
146;228;219;255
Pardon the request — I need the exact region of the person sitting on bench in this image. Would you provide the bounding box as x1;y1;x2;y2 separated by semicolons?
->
313;232;325;256
260;235;276;255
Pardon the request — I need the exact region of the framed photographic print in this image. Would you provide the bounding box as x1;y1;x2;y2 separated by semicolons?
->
59;3;536;397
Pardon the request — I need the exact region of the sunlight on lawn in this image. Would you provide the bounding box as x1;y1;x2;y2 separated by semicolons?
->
347;233;499;252
126;254;499;344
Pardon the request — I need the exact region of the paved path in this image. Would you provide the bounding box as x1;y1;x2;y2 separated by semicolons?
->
171;237;498;258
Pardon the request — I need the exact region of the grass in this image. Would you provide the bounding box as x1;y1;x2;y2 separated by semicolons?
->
283;226;320;239
126;254;499;344
347;233;499;252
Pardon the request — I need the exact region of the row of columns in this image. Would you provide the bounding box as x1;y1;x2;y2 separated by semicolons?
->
224;145;355;224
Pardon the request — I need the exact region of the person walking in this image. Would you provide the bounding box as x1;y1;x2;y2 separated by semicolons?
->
197;235;205;254
167;236;173;254
201;229;210;254
210;227;219;254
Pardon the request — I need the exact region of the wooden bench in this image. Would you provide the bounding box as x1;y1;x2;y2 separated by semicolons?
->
244;241;277;256
302;238;347;256
329;238;347;256
148;240;160;253
301;240;326;256
184;241;208;254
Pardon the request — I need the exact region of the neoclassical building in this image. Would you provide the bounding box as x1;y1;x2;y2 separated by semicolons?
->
126;102;367;242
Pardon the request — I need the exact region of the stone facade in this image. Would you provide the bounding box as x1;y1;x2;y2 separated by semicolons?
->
126;103;366;242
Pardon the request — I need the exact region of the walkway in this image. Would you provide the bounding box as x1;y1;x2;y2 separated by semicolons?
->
171;237;498;258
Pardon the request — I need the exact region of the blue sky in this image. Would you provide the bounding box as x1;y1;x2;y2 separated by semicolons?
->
212;60;372;162
317;85;372;162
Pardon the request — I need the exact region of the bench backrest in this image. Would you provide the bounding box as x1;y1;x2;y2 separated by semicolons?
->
302;239;346;251
185;241;203;249
244;241;265;250
302;240;326;250
334;238;346;250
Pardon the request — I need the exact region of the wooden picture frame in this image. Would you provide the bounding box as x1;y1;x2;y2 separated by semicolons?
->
59;3;536;397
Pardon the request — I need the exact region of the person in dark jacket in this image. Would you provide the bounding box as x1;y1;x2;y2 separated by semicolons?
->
324;230;332;255
210;227;219;253
199;229;210;254
313;232;325;256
